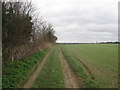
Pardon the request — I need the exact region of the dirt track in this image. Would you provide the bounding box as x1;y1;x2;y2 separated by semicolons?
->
60;50;81;88
23;48;82;88
23;52;50;88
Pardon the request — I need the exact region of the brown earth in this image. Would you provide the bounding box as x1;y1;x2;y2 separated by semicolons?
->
23;47;83;88
23;51;50;88
60;50;82;88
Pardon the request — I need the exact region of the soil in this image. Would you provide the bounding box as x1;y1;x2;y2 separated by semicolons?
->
23;47;83;88
23;51;50;88
60;50;82;88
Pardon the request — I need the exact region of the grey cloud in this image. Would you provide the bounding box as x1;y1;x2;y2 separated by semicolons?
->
33;0;118;43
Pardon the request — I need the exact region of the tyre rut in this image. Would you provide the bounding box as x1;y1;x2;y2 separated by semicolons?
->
23;51;50;88
60;50;81;88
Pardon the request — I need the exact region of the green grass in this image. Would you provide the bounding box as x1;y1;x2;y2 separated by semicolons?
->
2;48;48;88
32;46;64;88
61;44;118;88
3;44;118;88
61;46;101;88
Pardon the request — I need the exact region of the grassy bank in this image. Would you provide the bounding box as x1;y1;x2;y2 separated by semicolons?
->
3;48;49;88
32;46;64;88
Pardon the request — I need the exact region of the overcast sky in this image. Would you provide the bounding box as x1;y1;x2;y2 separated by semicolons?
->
33;0;119;43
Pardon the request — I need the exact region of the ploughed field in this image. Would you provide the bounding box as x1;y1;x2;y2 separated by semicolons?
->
3;44;118;88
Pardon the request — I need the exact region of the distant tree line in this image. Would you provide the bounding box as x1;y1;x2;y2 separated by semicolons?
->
58;41;119;44
2;1;57;61
99;41;119;44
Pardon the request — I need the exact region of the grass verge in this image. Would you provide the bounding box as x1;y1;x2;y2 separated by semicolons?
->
2;48;48;88
32;46;64;88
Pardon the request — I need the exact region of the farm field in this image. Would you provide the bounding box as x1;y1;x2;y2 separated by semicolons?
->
61;44;118;88
26;44;118;88
3;44;118;88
